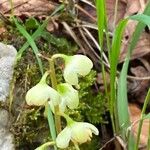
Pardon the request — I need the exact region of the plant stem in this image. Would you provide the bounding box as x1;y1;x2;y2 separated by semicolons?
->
9;0;14;18
49;58;61;134
113;0;119;28
59;112;74;125
35;141;55;150
147;120;150;149
73;141;80;150
134;89;150;150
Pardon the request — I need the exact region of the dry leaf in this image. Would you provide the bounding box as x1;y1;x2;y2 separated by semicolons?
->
106;0;126;32
0;26;6;34
46;19;59;32
106;0;150;62
129;104;150;146
120;23;150;62
0;0;56;17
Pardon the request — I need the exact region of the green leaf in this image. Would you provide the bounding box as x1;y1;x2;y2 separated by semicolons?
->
96;0;106;48
110;19;128;133
16;4;64;60
47;104;57;150
25;17;40;30
143;113;150;120
14;17;44;74
129;14;150;25
117;1;150;149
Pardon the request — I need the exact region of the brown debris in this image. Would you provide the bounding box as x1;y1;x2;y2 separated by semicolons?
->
106;0;126;32
106;0;150;62
0;0;56;17
128;58;150;104
129;104;150;146
120;32;150;62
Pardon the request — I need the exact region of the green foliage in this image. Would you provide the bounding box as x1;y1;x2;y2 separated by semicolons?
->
41;31;78;54
16;4;64;60
117;3;150;149
14;17;44;74
25;17;40;31
12;108;50;149
68;71;108;124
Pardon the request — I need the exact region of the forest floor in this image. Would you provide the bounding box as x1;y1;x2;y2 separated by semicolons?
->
0;0;150;149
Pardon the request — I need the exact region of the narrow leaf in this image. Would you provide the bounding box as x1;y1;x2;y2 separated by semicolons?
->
143;113;150;120
47;104;57;150
14;17;44;74
96;0;106;48
110;19;128;132
129;14;150;25
17;4;64;60
117;1;150;149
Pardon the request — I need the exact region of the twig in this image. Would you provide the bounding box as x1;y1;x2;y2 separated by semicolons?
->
75;4;96;22
62;21;86;53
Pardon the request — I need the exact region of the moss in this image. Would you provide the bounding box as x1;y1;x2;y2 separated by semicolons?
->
68;71;108;124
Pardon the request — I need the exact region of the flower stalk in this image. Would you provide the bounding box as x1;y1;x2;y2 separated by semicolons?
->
35;141;55;150
73;141;80;150
49;58;61;134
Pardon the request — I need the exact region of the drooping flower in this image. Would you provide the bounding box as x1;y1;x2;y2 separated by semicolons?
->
26;72;60;106
56;118;99;149
52;54;93;85
49;83;79;112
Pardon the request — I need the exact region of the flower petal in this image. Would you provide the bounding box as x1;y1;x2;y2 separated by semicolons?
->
48;87;61;106
63;55;93;85
71;122;89;144
26;83;60;106
63;65;78;85
57;83;79;109
26;84;51;106
26;72;60;106
82;122;99;135
70;122;99;144
56;127;71;149
71;55;93;76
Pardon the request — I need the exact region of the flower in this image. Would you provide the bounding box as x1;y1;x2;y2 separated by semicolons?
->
26;72;60;106
49;83;79;112
52;54;93;85
56;121;99;149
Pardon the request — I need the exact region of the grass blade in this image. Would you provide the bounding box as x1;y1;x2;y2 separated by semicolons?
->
110;19;128;133
135;89;150;150
47;104;57;150
143;113;150;120
129;14;150;25
96;0;106;47
16;4;64;60
14;17;44;74
117;1;150;149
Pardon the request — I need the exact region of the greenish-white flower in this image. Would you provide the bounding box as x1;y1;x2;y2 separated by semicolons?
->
56;121;99;149
53;54;93;85
26;72;60;106
49;83;79;112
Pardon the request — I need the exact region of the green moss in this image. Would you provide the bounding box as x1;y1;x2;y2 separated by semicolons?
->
68;71;108;124
11;107;48;147
41;31;78;54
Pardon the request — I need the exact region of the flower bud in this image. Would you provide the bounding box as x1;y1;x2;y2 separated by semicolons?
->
52;54;93;85
26;72;60;106
56;120;99;149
